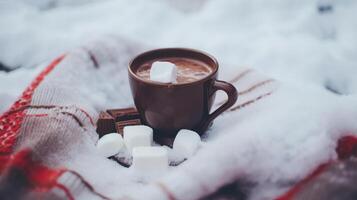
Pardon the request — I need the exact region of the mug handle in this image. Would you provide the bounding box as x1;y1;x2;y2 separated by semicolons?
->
199;80;238;132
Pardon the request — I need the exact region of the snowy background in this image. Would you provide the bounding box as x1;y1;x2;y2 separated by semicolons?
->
1;0;357;114
1;0;357;199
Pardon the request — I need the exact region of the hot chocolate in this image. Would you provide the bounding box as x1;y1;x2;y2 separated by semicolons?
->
136;58;212;84
129;48;238;136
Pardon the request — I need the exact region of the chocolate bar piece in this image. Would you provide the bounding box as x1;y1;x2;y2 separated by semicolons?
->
106;107;140;121
115;118;141;135
97;107;142;137
96;111;116;137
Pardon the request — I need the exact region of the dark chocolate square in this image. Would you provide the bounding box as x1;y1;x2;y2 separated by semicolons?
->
96;111;116;137
107;107;140;121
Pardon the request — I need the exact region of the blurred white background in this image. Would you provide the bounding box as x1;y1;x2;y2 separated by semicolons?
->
1;0;357;112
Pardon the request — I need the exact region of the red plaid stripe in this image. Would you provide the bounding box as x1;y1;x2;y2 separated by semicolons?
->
0;55;65;154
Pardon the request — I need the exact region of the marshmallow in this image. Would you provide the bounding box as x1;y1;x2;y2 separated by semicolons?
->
96;133;124;157
132;146;168;172
173;129;201;159
150;61;177;83
123;125;153;152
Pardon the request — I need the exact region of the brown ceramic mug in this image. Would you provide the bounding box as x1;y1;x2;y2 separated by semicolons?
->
128;48;238;137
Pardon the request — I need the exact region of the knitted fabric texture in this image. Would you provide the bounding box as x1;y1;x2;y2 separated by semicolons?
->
1;38;357;200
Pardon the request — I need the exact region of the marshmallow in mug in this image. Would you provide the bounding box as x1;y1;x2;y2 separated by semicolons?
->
150;61;177;83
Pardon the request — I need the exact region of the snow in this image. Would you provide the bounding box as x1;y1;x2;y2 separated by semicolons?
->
1;0;357;199
0;0;356;99
0;65;44;112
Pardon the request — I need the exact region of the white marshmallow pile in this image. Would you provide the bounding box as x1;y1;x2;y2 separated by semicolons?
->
132;146;168;172
150;61;177;83
173;129;202;160
96;133;124;157
125;126;168;173
96;125;201;172
123;125;153;152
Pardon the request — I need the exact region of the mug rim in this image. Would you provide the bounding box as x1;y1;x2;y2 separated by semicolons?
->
128;47;219;87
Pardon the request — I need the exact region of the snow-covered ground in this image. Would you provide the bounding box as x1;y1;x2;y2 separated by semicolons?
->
1;0;357;199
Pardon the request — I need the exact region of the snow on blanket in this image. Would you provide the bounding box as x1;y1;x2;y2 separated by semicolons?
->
1;37;357;200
